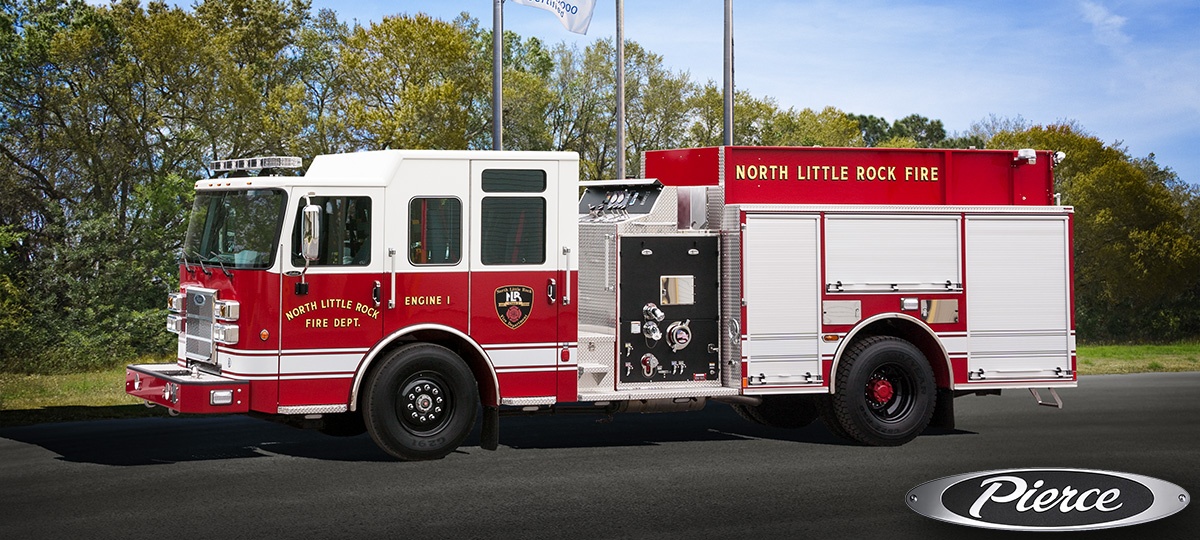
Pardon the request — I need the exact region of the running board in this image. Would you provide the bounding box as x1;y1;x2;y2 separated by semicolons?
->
1029;388;1063;408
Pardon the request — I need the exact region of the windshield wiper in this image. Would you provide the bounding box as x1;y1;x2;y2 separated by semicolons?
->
187;248;212;276
209;251;234;279
180;249;197;276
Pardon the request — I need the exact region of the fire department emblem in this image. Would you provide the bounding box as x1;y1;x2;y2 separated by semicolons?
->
495;285;534;330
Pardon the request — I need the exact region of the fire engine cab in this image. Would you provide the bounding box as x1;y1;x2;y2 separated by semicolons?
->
127;146;1076;460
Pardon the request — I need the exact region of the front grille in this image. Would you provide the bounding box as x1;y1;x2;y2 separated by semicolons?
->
185;288;217;364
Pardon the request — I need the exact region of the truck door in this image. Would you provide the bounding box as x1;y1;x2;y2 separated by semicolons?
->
278;189;385;408
741;213;823;390
468;161;563;402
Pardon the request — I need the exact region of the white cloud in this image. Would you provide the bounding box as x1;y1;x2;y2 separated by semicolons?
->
1079;1;1131;48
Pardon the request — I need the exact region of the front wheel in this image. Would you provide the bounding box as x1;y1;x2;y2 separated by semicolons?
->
830;336;935;446
363;343;478;460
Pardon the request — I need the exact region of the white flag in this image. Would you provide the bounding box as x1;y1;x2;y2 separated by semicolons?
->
511;0;596;35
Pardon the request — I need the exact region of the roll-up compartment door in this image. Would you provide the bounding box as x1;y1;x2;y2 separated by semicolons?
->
966;217;1071;381
742;214;822;388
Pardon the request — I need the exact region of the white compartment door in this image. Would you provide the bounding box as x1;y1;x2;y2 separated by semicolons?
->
966;217;1072;381
743;214;822;389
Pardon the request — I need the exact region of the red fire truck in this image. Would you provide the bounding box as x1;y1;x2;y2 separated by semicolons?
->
127;146;1075;460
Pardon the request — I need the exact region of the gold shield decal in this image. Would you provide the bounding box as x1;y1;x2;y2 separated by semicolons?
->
495;285;534;329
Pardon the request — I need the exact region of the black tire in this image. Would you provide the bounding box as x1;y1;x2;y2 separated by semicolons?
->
830;336;935;446
317;411;366;437
731;395;819;428
363;343;478;460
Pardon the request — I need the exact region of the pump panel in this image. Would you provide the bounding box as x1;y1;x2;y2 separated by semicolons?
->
617;235;719;385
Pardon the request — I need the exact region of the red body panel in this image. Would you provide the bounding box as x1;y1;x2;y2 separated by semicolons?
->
646;146;1055;206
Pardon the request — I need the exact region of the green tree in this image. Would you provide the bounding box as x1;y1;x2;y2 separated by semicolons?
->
889;113;945;147
768;106;863;147
849;114;890;147
292;8;353;157
339;13;487;150
683;83;779;147
621;41;696;177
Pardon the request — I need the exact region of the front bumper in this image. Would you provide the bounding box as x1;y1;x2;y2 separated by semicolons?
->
126;363;250;414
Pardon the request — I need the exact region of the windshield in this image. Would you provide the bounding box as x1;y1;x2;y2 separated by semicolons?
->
184;189;287;269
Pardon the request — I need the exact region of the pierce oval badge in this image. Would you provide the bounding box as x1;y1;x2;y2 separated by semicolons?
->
907;468;1189;531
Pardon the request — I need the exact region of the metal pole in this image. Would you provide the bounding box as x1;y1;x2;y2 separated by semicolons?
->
615;0;626;179
493;0;504;150
723;0;734;146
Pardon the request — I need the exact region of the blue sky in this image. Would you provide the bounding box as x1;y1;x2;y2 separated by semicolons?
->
304;1;1199;184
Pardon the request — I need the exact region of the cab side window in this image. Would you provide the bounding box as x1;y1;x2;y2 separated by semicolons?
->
291;196;372;266
480;169;546;265
409;198;462;265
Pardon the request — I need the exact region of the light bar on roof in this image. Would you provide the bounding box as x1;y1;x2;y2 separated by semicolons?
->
211;156;303;173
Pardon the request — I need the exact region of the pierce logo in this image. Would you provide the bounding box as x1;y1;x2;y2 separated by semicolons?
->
494;285;534;330
907;468;1189;531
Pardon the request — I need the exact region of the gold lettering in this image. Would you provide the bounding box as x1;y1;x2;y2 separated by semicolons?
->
904;166;940;182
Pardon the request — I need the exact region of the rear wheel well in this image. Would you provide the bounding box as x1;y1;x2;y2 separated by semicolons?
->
356;328;497;411
835;316;951;392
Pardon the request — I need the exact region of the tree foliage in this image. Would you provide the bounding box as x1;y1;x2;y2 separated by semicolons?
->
0;3;1196;373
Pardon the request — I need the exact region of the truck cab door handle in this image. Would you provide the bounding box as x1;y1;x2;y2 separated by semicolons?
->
373;281;381;307
547;278;557;305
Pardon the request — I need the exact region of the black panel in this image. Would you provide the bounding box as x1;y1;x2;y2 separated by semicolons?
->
617;235;720;384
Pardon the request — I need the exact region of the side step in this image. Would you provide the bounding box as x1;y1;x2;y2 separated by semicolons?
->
1029;388;1063;408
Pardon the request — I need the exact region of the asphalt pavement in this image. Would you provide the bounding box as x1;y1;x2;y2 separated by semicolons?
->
0;372;1197;539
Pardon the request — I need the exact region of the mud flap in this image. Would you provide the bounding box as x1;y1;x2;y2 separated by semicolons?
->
481;405;500;451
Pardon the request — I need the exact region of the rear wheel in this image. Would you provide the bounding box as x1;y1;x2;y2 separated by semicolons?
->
731;395;819;429
830;336;935;446
363;343;478;460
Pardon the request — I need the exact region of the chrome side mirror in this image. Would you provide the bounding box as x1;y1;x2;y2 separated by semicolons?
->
301;203;321;262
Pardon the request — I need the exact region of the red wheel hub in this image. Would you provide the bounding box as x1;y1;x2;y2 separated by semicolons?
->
869;378;895;404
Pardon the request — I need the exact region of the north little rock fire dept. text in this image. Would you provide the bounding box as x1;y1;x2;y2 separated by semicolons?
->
285;298;381;328
735;163;941;182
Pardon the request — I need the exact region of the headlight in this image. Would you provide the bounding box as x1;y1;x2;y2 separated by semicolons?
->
212;323;240;345
167;314;184;334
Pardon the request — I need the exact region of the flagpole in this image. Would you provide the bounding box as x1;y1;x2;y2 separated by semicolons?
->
723;0;733;146
615;0;625;179
493;0;504;151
